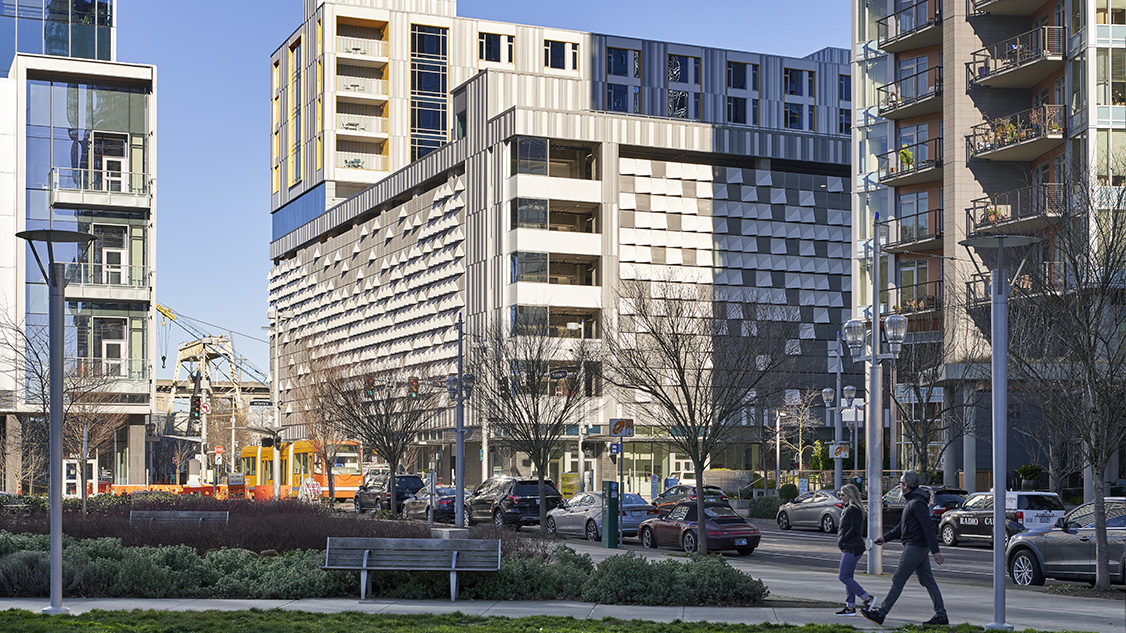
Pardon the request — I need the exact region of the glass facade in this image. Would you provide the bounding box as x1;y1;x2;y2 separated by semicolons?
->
410;24;448;161
1;1;114;75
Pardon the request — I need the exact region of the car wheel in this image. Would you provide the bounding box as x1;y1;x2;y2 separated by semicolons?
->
682;531;697;553
401;506;409;519
464;505;474;525
777;511;791;530
736;547;755;556
941;523;959;547
374;499;383;512
641;527;657;548
585;521;599;541
820;514;836;534
1009;549;1045;586
354;499;365;514
546;517;558;535
493;510;505;528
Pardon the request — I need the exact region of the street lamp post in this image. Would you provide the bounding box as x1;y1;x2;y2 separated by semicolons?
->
960;234;1039;632
821;387;837;490
266;307;286;500
17;229;95;616
842;384;858;476
844;217;908;575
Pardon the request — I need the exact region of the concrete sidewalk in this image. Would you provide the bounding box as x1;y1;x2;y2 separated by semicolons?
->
0;549;1122;631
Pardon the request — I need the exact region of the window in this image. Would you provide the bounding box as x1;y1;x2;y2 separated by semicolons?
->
784;103;802;129
839;108;851;135
509;137;598;179
668;54;701;84
411;25;449;161
571;43;580;71
669;89;689;118
727;61;747;90
897;191;930;242
808;105;816;131
511;252;549;283
608;47;640;78
727;96;746;124
544;40;566;69
784;68;803;96
751;64;759;91
752;99;759;125
511;198;548;229
479;32;502;62
839;74;852;101
288;40;302;186
507;35;514;62
512;137;548;175
808;70;816;98
607;83;640;113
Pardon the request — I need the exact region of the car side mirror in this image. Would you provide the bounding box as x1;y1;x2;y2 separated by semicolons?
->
1054;517;1067;529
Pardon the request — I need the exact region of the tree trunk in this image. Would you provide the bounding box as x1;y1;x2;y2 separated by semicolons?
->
388;460;398;515
1092;460;1111;590
538;467;548;535
695;461;707;555
325;454;335;504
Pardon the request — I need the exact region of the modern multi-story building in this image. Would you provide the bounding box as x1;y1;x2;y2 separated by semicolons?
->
0;0;157;494
268;0;855;492
850;0;1124;492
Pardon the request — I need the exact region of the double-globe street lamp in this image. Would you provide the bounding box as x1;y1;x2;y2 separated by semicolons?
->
843;311;907;575
17;229;95;615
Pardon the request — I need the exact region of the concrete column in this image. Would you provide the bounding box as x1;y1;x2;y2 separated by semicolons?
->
3;414;22;494
126;415;146;485
963;387;977;493
1083;463;1093;502
943;409;957;488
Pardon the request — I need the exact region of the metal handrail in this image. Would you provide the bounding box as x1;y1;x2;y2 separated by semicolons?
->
879;207;944;248
336;153;388;171
966;183;1065;234
336;36;388;58
876;0;941;47
877;66;943;114
336;77;388;96
65;357;148;381
969;26;1064;81
891;280;943;315
51;167;149;195
337;113;388;134
967;261;1070;305
967;105;1065;158
878;137;943;181
65;262;149;287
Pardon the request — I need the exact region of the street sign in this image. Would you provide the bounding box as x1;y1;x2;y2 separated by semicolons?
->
609;441;621;455
831;442;850;460
249;399;273;407
609;418;634;437
214;445;224;455
200;401;211;415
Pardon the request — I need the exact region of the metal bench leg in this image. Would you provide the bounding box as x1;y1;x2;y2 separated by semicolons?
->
449;570;457;602
361;570;369;600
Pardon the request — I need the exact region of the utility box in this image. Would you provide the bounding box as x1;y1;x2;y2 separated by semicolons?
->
601;480;619;549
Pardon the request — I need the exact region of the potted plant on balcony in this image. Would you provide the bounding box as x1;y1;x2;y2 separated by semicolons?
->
984;206;1006;224
899;144;914;172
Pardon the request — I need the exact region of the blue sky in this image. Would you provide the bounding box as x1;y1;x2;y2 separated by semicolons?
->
114;0;850;381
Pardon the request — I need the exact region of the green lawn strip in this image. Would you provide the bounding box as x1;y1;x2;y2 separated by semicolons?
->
0;610;1092;633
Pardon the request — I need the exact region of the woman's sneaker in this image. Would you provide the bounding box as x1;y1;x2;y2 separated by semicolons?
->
863;594;877;610
835;607;857;616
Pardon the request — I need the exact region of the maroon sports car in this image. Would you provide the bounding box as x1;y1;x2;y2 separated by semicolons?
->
638;501;760;554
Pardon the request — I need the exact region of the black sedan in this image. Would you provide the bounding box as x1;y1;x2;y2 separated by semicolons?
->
638;502;760;554
400;486;465;522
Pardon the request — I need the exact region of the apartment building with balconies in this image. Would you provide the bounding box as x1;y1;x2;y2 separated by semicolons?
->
851;0;1125;494
269;0;855;492
0;0;156;493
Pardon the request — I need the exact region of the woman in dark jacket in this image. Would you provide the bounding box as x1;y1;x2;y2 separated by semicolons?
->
835;483;874;616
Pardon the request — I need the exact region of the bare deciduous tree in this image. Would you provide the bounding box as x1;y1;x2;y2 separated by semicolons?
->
602;277;798;554
470;316;600;533
291;340;351;502
777;389;823;471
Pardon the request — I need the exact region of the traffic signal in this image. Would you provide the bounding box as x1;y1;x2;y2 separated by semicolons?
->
190;395;202;421
365;376;375;397
409;376;419;398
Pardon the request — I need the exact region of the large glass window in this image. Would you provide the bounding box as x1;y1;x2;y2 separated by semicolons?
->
784;103;802;129
411;24;448;161
727;61;747;90
510;198;599;232
1096;48;1126;106
511;252;549;283
839;74;852;101
669;90;689;118
510;137;598;179
608;47;640;78
727;96;746;124
544;40;566;69
897;191;930;241
479;32;502;62
607;83;640;113
668;54;701;84
784;68;803;96
839;108;851;135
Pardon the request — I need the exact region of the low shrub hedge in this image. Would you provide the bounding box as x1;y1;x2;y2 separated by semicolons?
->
0;532;767;605
748;495;782;519
778;483;799;503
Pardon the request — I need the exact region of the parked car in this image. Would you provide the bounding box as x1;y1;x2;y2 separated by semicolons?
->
1007;499;1126;586
465;476;563;527
353;473;425;514
400;486;465;522
653;484;728;510
639;501;760;554
881;485;966;531
939;491;1066;547
776;489;845;533
547;492;658;540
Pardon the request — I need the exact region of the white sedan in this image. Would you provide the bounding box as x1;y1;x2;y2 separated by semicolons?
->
547;491;658;540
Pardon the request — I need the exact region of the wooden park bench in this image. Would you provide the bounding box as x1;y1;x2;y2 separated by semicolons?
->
323;537;501;601
128;510;229;528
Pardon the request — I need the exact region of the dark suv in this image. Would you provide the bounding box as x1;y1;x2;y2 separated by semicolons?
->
354;473;425;514
881;485;967;532
465;476;563;527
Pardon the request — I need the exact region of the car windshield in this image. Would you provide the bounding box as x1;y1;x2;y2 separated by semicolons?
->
701;486;724;495
623;493;647;505
704;505;739;518
1018;495;1065;511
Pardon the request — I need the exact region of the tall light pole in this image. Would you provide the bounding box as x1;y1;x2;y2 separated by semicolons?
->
821;387;837;490
266;307;286;500
18;229;95;616
842;385;858;475
961;234;1038;632
844;212;908;575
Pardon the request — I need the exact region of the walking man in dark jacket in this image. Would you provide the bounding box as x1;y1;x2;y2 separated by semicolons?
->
860;470;948;626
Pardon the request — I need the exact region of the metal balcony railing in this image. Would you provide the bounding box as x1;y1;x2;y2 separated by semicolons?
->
336;152;388;171
51;167;149;196
969;26;1064;85
878;137;943;184
966;183;1064;235
877;66;943;118
967;261;1070;306
890;280;943;315
68;357;148;381
65;263;149;288
336;77;388;97
971;0;1051;15
967;105;1065;159
336;113;388;134
879;208;944;251
877;0;942;51
336;36;388;59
